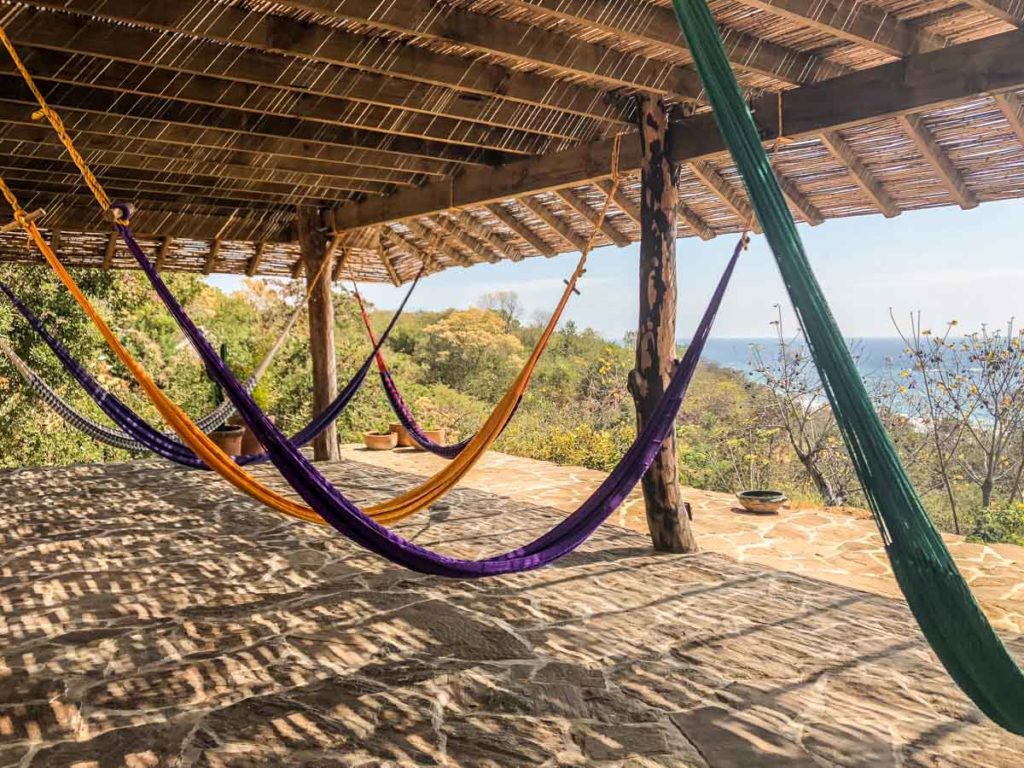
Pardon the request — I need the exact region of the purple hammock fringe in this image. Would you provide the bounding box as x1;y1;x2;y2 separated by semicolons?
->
121;222;741;576
0;276;415;469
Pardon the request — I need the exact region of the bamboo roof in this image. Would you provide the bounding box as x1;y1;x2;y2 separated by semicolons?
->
0;0;1021;282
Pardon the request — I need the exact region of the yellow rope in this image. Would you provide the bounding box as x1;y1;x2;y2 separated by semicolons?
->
0;23;111;214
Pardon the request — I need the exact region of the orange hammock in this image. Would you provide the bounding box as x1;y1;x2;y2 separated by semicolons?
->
0;23;622;525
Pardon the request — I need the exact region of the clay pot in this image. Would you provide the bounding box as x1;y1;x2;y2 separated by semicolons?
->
735;490;787;515
389;422;415;448
412;428;446;451
363;431;398;451
240;416;275;456
208;424;244;456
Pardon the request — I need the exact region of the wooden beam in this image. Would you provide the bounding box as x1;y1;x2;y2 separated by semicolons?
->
452;212;523;263
773;168;825;225
438;220;499;265
519;198;590;253
0;98;446;181
335;29;1024;231
6;9;601;142
960;0;1023;26
153;237;170;272
102;231;117;269
202;239;222;275
246;243;267;277
0;73;510;170
331;243;351;282
376;231;402;286
404;220;473;268
3;38;550;158
485;204;553;258
994;92;1024;147
298;205;339;462
48;228;61;253
689;161;762;232
896;113;978;210
28;0;627;125
554;189;631;247
384;226;437;273
268;0;703;101
733;0;945;56
820;131;901;218
501;0;846;84
629;94;697;554
597;179;716;241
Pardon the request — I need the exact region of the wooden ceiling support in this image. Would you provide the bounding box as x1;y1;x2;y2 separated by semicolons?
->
820;131;901;218
897;113;978;210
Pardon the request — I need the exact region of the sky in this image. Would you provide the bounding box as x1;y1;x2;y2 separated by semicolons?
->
207;198;1022;340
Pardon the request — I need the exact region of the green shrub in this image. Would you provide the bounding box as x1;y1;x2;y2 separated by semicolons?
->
967;504;1024;546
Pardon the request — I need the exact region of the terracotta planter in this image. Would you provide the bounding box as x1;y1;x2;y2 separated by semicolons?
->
240;415;275;456
735;490;787;515
363;431;398;451
208;424;244;456
389;422;415;448
412;428;445;451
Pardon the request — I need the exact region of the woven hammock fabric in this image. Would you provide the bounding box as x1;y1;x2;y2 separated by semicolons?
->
0;278;412;468
670;0;1024;733
120;223;595;523
119;220;742;573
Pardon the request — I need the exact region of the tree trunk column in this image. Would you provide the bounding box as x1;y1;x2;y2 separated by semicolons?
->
628;95;698;553
297;205;339;462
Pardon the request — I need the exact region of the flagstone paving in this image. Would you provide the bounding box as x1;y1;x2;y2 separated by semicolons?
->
339;445;1024;634
1;457;1023;766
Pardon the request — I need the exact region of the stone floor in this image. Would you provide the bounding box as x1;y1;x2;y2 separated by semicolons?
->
340;445;1024;634
2;457;1024;766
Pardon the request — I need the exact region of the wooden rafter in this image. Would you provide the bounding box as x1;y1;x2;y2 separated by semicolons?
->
520;198;589;253
960;0;1023;26
452;212;523;263
23;0;627;125
554;189;630;247
772;168;824;225
102;231;117;269
404;220;473;268
734;0;945;56
994;92;1024;147
203;239;222;275
485;204;552;258
246;242;267;277
274;0;704;102
896;114;978;210
153;237;170;272
335;29;1024;231
500;0;845;85
439;218;501;265
596;179;715;241
689;161;762;232
4;10;607;142
820;131;901;218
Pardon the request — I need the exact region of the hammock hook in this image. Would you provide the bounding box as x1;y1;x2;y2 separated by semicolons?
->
106;201;136;225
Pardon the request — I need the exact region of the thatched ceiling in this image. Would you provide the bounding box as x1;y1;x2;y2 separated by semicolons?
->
0;0;1021;282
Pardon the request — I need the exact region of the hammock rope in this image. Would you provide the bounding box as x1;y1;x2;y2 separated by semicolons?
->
670;0;1024;733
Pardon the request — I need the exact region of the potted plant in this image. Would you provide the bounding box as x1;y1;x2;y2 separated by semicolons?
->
389;422;414;447
239;381;274;456
411;427;446;451
208;423;245;455
364;427;398;451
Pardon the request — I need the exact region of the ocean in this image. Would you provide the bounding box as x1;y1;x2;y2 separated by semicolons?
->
696;337;910;384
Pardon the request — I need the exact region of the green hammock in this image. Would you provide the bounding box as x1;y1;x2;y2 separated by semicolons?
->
670;0;1024;734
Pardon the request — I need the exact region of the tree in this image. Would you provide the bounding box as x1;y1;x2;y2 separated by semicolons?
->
415;308;524;400
749;308;856;506
893;314;1024;513
476;291;523;332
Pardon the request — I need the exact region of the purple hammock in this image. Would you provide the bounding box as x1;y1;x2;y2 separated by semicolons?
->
120;222;742;576
356;293;478;458
0;274;416;469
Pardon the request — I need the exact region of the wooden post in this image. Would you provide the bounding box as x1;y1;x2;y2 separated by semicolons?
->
628;95;698;553
297;205;339;462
